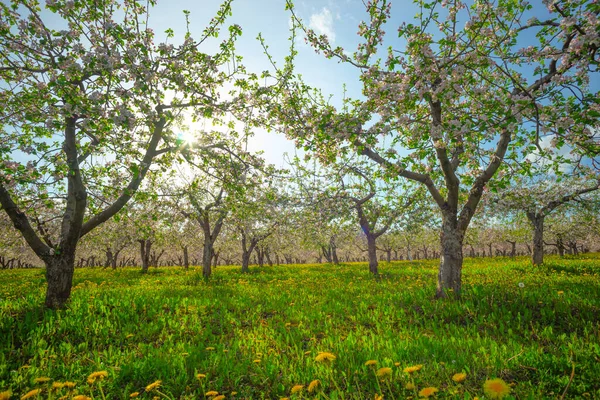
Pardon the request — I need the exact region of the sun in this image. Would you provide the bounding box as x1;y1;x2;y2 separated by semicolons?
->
177;131;196;145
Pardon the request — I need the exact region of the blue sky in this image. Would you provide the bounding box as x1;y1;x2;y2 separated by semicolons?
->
147;0;381;167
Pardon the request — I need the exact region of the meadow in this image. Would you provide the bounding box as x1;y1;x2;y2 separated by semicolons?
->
1;255;599;400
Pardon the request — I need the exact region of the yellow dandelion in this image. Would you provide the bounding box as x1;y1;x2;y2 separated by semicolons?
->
394;362;400;366
20;389;41;400
72;396;91;400
63;382;76;389
557;291;564;295
34;377;51;384
376;367;392;379
88;371;108;380
145;380;161;392
452;372;467;383
280;398;290;400
291;385;304;394
405;382;416;390
374;395;384;400
315;352;336;362
231;392;237;395
205;347;215;351
365;360;377;366
130;392;140;398
0;391;11;400
87;371;108;384
196;373;207;379
213;396;225;400
253;359;261;363
404;364;423;374
483;378;510;399
307;380;320;393
51;382;64;390
205;391;219;396
418;387;438;398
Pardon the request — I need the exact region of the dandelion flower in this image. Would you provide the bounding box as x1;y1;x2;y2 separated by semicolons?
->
0;391;11;400
51;382;64;390
452;372;467;383
376;367;392;379
196;373;207;379
404;364;423;374
483;378;510;399
291;385;303;394
315;352;336;362
365;360;377;366
34;377;51;384
20;389;41;400
72;396;91;400
87;371;108;384
405;382;416;390
253;359;261;363
130;392;140;398
374;395;383;400
308;380;320;393
557;291;564;295
418;387;438;398
205;347;215;351
145;380;161;392
63;382;76;389
213;396;225;400
205;391;219;396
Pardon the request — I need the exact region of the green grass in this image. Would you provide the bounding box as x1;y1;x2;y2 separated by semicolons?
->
1;255;599;399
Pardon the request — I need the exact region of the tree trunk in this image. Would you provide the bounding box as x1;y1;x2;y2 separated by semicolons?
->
183;245;189;269
139;239;152;272
386;249;391;263
241;251;251;272
44;253;76;309
527;213;545;265
265;250;273;266
112;249;121;269
104;248;113;269
437;214;463;298
556;237;565;257
367;234;378;274
202;240;213;278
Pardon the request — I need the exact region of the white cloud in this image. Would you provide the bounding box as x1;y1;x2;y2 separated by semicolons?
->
309;7;336;42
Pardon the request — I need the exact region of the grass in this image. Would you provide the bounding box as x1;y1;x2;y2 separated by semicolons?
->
1;254;599;399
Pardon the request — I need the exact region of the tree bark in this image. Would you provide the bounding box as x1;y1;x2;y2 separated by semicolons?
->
183;245;189;269
437;213;463;298
44;253;76;309
367;234;378;274
527;212;544;265
202;240;213;278
139;239;152;272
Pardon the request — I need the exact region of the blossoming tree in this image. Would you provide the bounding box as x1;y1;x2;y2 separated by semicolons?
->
269;0;599;297
0;0;253;308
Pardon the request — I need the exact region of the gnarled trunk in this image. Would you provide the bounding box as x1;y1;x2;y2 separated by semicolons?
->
182;245;189;269
45;253;76;309
527;213;544;265
139;239;152;272
367;234;378;274
437;213;463;298
202;240;213;278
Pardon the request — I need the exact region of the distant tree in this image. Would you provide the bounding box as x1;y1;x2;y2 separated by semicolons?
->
495;176;599;264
